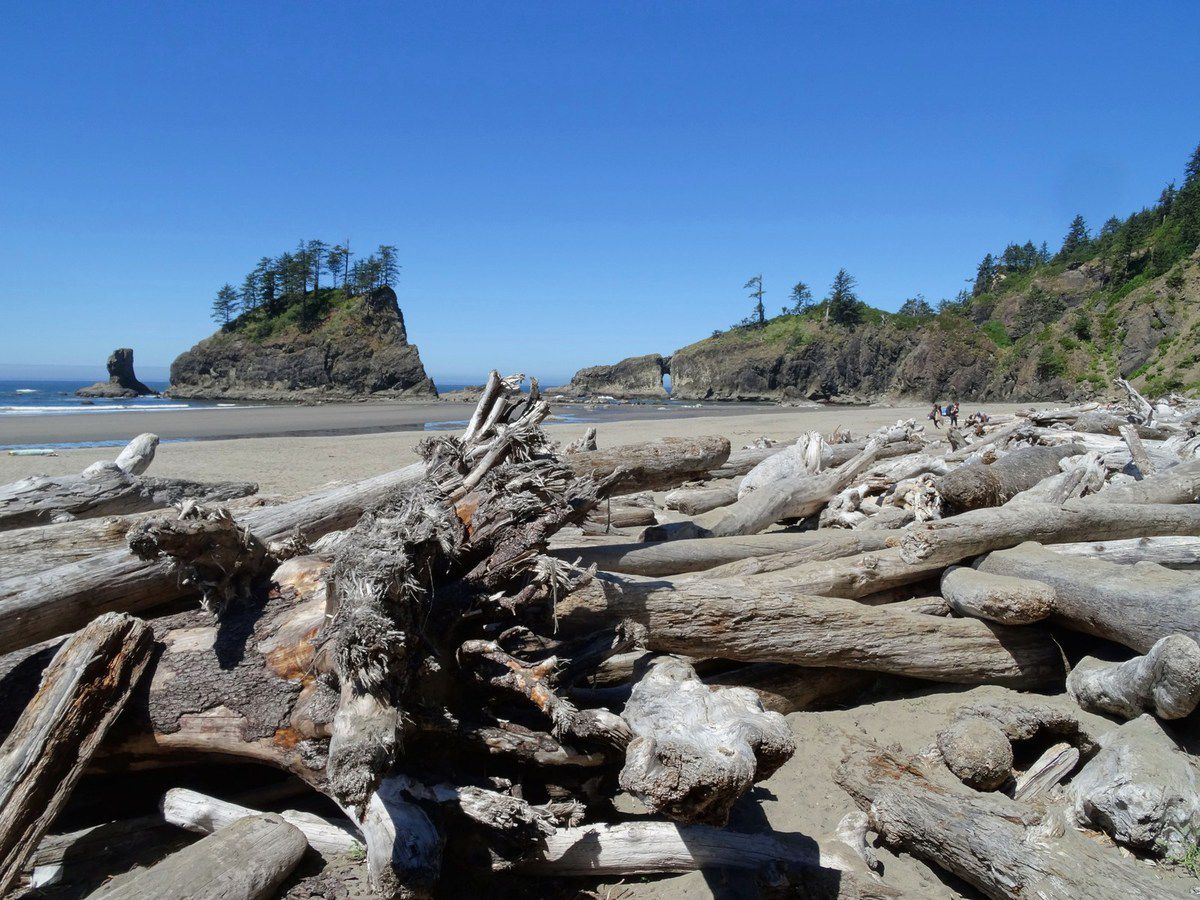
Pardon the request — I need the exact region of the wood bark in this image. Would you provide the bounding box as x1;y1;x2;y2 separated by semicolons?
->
0;467;258;531
562;572;1066;687
0;461;428;655
564;435;731;492
1066;634;1200;720
978;541;1200;652
1011;742;1078;802
550;530;891;578
934;444;1085;514
704;440;884;538
836;739;1193;900
940;565;1053;625
0;612;153;895
89;813;309;900
618;656;794;824
513;821;899;898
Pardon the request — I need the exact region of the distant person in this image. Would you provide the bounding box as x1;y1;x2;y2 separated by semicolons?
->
928;403;942;429
949;402;959;427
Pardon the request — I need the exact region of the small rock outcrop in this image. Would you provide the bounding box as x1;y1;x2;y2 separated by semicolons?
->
168;287;437;401
76;348;158;398
556;353;669;399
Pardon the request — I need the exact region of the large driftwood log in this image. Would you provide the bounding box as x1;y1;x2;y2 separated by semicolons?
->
563;573;1065;687
1066;634;1200;720
978;541;1200;652
564;435;731;492
90;813;309;900
691;531;896;580
663;478;742;515
514;821;898;898
1069;714;1200;859
618;656;794;824
0;613;153;895
934;444;1085;514
0;465;258;531
1045;535;1200;568
703;440;884;537
940;565;1053;625
0;461;427;655
1084;457;1200;504
550;530;892;578
836;739;1193;900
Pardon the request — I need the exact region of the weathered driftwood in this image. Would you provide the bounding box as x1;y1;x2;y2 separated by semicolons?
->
1011;742;1078;802
1119;422;1157;478
1004;450;1105;505
563;573;1065;687
1045;535;1200;568
940;565;1054;625
703;664;880;714
978;541;1200;652
0;460;429;654
1084;457;1200;504
739;431;825;493
583;502;656;531
564;435;731;492
618;656;794;824
935;716;1013;790
836;739;1193;900
161;787;360;859
0;613;153;895
1116;375;1155;423
550;530;892;578
1067;634;1200;720
0;465;258;531
663;478;741;515
90;813;309;900
703;439;884;537
1069;714;1200;859
934;443;1085;514
513;821;898;898
692;531;897;580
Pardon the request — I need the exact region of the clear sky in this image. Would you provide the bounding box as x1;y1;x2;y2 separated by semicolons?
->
2;2;1198;385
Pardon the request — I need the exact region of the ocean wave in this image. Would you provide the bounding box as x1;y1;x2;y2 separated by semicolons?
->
2;403;201;415
14;388;38;394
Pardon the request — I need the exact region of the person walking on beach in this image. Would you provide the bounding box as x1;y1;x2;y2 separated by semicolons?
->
928;403;942;429
949;401;959;427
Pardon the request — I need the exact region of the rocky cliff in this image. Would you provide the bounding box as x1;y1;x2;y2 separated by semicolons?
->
555;353;669;398
169;287;436;401
77;348;157;398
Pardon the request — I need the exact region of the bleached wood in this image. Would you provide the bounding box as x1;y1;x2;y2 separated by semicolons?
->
940;565;1053;625
89;813;309;900
1067;634;1200;720
1116;376;1155;424
1084;457;1200;504
565;435;731;492
1045;535;1200;568
934;444;1085;514
1011;743;1078;802
0;613;153;895
663;478;741;515
1119;423;1156;479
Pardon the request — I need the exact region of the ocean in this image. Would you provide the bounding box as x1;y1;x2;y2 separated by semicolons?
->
0;380;229;416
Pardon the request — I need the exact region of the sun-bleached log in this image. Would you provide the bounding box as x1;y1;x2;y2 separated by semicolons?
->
0;613;153;895
549;530;892;578
562;572;1065;687
663;478;741;515
1073;409;1172;439
739;431;825;493
1066;634;1200;720
513;821;899;898
934;444;1085;514
0;461;428;655
978;541;1200;652
1004;451;1105;505
1011;743;1079;802
693;531;897;579
1119;423;1157;478
618;656;794;825
1045;535;1200;568
940;565;1053;625
1084;457;1200;504
89;813;309;900
703;664;879;714
1115;376;1155;423
564;435;731;492
703;440;884;537
836;739;1193;900
935;716;1013;791
1069;714;1200;859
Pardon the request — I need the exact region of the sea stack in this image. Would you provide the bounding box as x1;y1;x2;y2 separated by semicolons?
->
76;348;158;398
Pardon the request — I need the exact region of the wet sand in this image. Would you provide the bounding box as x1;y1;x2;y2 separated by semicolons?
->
0;402;1031;496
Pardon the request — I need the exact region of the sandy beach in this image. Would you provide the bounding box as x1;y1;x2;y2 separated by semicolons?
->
0;401;1031;495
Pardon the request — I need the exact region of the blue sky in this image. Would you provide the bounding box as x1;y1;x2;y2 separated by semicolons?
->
2;2;1198;385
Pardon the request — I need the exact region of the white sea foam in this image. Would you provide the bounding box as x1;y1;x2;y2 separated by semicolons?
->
3;403;203;415
14;389;37;394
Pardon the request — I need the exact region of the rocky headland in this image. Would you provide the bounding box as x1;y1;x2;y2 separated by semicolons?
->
168;286;436;401
76;348;158;398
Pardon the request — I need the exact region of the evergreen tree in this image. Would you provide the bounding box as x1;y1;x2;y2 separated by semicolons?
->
1038;242;1052;263
1099;216;1121;240
306;240;328;293
787;280;812;314
826;269;861;326
973;253;997;295
327;243;349;290
377;245;400;287
743;274;765;325
1059;215;1090;257
239;271;260;313
1185;143;1200;187
211;283;239;326
898;294;934;317
256;258;280;315
277;252;305;298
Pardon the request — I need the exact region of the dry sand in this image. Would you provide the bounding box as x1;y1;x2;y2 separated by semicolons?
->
0;402;1031;496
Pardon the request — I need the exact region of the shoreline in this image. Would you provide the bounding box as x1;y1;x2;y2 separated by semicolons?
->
0;402;1034;496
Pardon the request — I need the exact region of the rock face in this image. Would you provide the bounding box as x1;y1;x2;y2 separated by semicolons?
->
77;348;158;398
168;287;437;401
557;353;669;399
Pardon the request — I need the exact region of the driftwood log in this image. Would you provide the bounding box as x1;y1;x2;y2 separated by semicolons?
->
934;444;1085;514
1066;634;1200;720
90;813;309;900
836;739;1193;900
978;541;1200;652
564;435;730;492
940;565;1054;625
1045;535;1200;568
0;613;153;895
618;656;794;824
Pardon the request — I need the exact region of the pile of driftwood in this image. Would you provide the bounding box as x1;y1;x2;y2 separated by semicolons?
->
1;373;1199;898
